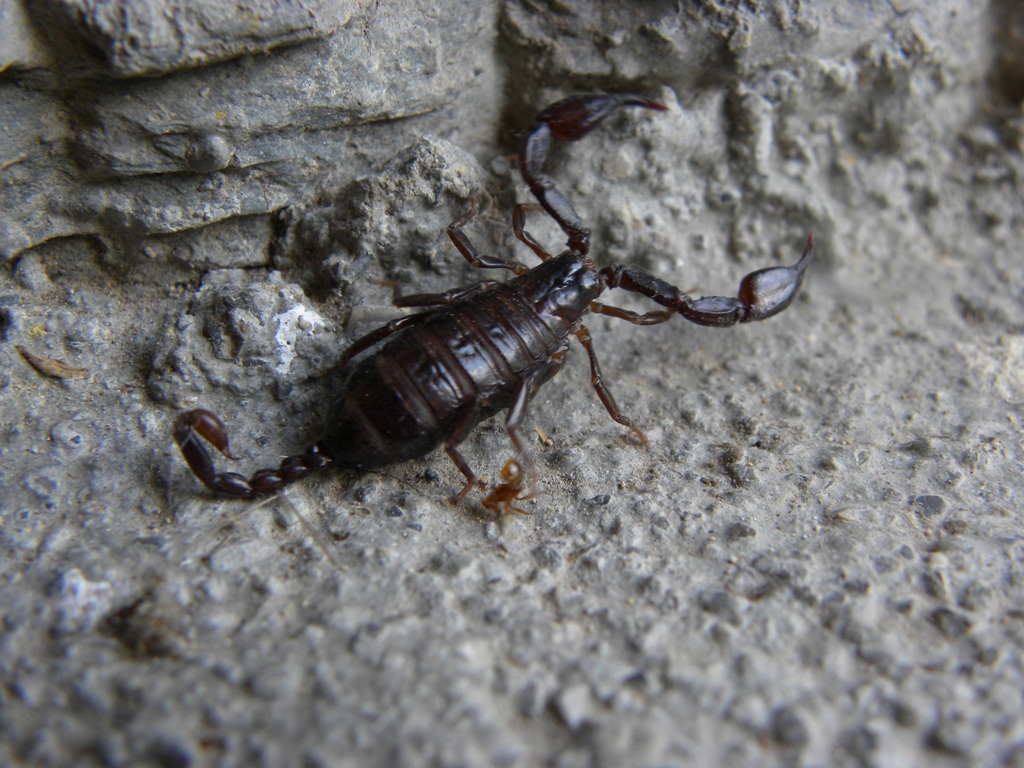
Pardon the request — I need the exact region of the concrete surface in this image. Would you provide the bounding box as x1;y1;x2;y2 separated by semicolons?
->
1;0;1022;766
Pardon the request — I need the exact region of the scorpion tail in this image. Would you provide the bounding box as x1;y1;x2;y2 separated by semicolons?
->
518;93;667;254
173;409;333;498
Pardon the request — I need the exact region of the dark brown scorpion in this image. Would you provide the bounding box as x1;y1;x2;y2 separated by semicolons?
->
174;93;814;509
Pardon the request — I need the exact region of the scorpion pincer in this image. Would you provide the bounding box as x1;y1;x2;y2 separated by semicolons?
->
173;93;814;510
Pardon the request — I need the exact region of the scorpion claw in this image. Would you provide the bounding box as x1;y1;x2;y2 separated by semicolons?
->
630;425;649;447
531;93;666;143
448;476;486;507
519;93;666;254
735;232;815;322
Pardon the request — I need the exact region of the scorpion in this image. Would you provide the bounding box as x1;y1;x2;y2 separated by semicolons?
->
174;93;814;510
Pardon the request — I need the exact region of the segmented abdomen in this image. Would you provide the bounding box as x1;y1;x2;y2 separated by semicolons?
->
322;280;570;468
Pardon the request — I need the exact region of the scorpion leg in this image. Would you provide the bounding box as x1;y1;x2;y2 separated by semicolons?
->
391;280;500;308
445;443;484;505
448;356;561;509
501;370;541;501
173;410;333;498
488;350;570;510
574;326;648;445
512;203;552;261
449;197;531;275
519;93;666;253
333;314;422;371
443;394;492;504
600;233;815;327
590;302;674;326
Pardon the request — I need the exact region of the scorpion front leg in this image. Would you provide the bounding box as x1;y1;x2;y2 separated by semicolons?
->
574;325;648;446
598;234;815;327
173;409;333;498
448;197;532;275
444;443;486;505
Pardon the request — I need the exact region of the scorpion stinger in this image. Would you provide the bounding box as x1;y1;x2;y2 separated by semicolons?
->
173;410;334;499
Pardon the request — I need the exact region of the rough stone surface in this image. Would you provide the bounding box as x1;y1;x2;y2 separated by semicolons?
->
1;0;498;259
2;1;1024;766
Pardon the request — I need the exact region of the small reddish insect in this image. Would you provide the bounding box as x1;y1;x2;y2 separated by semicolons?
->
174;93;813;510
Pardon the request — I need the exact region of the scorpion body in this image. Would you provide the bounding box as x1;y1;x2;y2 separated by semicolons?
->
174;93;814;507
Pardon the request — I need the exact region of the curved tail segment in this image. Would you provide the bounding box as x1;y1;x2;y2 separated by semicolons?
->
173;409;333;499
518;94;667;255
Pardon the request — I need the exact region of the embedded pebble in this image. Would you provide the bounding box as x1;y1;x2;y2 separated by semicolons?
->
50;421;85;449
914;495;947;518
770;705;810;748
552;684;593;731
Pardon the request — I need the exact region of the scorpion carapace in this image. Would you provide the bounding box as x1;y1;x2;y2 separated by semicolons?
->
174;92;814;507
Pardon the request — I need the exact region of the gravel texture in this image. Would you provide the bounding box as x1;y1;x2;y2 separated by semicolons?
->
2;1;1023;766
